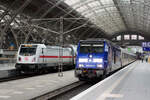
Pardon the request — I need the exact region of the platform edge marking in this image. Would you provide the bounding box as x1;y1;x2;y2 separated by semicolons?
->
97;66;135;100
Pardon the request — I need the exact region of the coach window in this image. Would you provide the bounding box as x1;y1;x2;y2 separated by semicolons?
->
114;50;116;64
108;47;111;53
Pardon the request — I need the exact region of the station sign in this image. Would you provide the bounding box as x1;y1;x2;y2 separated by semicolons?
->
142;42;150;51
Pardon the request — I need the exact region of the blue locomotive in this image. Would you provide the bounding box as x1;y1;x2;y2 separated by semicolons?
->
75;38;136;80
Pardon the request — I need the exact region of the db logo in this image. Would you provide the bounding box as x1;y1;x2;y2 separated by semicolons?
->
24;57;28;61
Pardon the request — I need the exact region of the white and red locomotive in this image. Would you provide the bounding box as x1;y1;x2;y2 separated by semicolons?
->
15;44;77;73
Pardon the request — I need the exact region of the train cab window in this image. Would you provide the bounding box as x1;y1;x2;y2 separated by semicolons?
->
79;44;104;53
79;44;91;53
92;44;104;53
19;45;37;56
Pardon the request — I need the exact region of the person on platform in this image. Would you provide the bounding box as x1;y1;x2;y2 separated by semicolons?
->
141;57;144;62
146;57;148;62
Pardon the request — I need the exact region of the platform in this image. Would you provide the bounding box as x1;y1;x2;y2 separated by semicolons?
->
71;61;150;100
0;70;78;100
0;63;16;79
0;63;15;71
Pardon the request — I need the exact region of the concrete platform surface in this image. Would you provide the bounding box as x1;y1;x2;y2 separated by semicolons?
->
0;63;16;78
0;63;15;71
0;70;78;100
71;61;150;100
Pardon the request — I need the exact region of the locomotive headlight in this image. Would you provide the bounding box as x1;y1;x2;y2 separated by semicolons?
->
79;64;84;68
79;58;88;62
89;55;92;58
97;64;103;68
93;58;103;63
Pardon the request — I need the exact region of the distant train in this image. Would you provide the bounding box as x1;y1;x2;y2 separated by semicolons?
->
75;38;136;80
15;44;77;73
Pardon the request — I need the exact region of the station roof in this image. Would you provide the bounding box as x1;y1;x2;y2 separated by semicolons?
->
64;0;126;35
0;0;150;43
63;0;150;39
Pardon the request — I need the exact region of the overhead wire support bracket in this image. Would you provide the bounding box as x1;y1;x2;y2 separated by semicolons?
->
58;17;64;77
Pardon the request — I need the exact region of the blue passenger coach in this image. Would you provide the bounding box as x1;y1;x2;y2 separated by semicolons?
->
75;38;122;80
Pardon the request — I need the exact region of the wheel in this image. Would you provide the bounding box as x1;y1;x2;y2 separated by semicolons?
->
108;67;112;74
16;69;22;75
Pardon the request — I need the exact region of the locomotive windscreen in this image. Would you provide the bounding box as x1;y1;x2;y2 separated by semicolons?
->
79;43;104;53
19;45;37;56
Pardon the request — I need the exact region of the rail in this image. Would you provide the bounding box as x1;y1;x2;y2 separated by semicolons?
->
31;81;85;100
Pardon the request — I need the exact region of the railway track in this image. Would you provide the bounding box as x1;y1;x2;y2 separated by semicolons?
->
31;81;86;100
0;62;136;100
0;62;135;99
30;61;136;100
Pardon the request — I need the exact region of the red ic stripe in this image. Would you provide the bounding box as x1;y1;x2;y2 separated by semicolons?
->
40;56;58;58
40;56;75;58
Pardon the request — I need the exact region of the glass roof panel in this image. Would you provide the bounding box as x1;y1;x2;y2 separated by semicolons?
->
101;0;114;5
64;0;127;35
88;1;100;8
134;0;144;2
84;12;94;17
64;0;80;5
95;9;106;13
120;0;130;2
106;7;117;11
76;6;87;12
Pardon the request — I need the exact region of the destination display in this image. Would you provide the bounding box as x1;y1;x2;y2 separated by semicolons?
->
142;42;150;51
